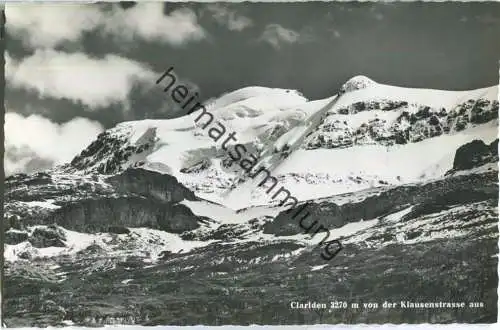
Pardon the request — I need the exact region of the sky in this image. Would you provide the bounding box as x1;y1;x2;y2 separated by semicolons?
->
4;1;500;175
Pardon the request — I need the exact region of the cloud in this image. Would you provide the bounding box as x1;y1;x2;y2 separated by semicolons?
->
5;145;54;176
6;4;103;48
6;50;157;109
6;3;206;48
205;4;253;31
5;113;104;176
259;24;301;49
102;3;206;45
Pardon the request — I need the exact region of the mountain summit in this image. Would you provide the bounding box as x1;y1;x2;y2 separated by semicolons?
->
340;75;376;93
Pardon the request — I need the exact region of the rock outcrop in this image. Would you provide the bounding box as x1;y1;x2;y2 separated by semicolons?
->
46;197;201;234
305;99;498;150
448;139;498;173
263;172;498;236
107;168;197;202
29;226;67;248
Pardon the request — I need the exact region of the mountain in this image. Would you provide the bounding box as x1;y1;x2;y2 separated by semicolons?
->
67;75;498;207
3;76;499;326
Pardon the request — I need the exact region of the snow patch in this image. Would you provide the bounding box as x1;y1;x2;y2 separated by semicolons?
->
22;200;61;209
311;264;329;271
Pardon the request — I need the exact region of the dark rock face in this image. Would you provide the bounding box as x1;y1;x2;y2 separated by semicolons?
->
264;172;498;235
70;131;129;174
449;139;498;173
29;226;66;248
70;128;156;175
401;189;495;222
107;168;197;202
45;197;200;234
157;203;202;233
5;230;29;245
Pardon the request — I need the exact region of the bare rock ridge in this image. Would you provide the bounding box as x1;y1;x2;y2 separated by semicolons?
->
447;139;499;174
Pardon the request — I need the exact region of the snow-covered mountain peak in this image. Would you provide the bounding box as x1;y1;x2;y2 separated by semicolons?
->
67;79;498;208
341;75;377;93
205;86;308;113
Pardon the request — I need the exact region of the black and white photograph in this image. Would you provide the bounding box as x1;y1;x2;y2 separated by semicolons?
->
1;1;499;326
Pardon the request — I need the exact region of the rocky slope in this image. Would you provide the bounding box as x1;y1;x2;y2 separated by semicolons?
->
3;77;499;326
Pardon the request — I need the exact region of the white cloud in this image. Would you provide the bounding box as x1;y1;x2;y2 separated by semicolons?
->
205;4;253;31
102;3;206;45
5;113;104;175
6;4;103;48
6;49;157;109
259;24;301;49
6;3;206;48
